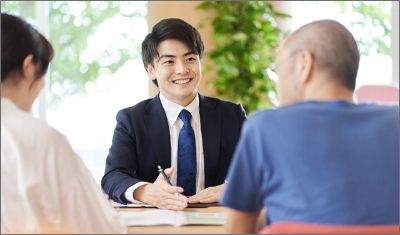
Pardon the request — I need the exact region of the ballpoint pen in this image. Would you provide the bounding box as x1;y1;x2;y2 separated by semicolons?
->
157;165;179;198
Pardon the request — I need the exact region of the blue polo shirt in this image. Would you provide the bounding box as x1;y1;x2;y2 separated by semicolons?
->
220;100;399;225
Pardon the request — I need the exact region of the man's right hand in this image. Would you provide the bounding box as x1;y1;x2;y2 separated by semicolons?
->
133;167;188;210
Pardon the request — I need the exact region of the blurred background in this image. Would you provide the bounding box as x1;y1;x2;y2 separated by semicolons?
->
1;1;398;185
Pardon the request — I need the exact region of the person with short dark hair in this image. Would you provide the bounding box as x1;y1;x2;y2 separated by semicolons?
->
101;18;247;210
1;12;127;234
220;19;399;233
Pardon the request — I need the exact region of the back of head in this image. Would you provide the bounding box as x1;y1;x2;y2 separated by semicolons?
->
284;19;360;91
141;18;204;86
1;13;54;83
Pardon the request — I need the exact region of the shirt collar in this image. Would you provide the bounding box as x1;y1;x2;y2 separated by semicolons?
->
159;92;200;127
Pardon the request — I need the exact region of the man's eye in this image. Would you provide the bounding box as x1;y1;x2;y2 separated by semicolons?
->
163;60;173;64
187;57;196;61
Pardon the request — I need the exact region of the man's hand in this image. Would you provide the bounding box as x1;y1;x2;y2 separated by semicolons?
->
133;167;188;210
187;184;225;203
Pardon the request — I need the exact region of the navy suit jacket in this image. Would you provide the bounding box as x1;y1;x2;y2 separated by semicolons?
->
101;93;247;204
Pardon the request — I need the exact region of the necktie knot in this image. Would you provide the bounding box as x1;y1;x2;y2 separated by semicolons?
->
179;109;192;125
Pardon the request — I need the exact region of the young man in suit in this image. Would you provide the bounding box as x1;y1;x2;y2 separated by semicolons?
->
101;18;247;210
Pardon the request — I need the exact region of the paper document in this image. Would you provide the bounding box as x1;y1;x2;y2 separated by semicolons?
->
119;209;227;226
113;201;220;208
113;201;154;208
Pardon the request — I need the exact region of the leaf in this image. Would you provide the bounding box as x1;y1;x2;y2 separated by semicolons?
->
196;1;290;114
2;1;147;109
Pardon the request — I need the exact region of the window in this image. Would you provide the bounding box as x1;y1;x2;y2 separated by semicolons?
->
2;1;149;185
290;1;393;88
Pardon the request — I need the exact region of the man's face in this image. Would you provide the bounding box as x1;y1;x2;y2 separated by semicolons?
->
275;47;301;107
147;39;202;107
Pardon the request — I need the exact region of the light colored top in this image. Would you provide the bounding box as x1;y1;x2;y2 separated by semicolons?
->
124;92;205;203
1;98;127;234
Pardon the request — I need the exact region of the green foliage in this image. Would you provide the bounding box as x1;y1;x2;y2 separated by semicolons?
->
1;1;35;18
196;1;291;114
1;1;146;108
321;1;392;56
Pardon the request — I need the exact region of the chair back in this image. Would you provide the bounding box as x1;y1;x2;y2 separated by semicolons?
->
258;221;399;234
354;84;399;105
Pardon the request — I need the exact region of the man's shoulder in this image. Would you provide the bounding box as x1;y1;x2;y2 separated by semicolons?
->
200;94;243;109
247;101;400;125
119;98;155;113
244;104;306;127
366;103;399;113
201;94;235;103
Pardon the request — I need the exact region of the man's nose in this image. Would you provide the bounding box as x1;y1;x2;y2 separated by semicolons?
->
175;61;189;74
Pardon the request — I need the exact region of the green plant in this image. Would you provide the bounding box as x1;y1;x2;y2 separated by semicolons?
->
332;1;391;56
1;1;145;108
196;1;291;114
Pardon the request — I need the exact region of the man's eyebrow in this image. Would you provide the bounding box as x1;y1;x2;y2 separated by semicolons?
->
157;51;197;62
183;51;196;56
158;54;175;61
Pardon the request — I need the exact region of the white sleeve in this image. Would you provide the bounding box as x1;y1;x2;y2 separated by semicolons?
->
124;182;150;203
50;129;127;234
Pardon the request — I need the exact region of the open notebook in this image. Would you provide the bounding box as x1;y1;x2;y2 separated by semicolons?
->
119;209;227;227
113;201;220;208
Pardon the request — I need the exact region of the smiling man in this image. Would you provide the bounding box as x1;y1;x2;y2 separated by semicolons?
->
101;18;247;210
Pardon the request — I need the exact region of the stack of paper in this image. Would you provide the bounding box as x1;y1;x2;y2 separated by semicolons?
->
119;209;227;227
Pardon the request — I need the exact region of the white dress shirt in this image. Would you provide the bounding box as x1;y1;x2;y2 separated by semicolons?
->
124;93;205;203
1;98;127;234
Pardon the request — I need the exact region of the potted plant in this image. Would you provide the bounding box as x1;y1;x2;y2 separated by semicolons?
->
196;1;291;114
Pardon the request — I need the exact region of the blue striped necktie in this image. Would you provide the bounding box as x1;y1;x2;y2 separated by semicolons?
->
177;109;196;196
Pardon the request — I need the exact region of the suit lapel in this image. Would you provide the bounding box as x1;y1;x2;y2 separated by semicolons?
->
143;94;171;168
198;94;221;187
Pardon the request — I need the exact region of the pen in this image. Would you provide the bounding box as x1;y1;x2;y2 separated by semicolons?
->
157;165;179;198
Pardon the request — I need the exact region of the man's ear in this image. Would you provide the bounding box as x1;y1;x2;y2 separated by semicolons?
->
146;63;158;85
298;50;314;86
146;63;155;79
22;54;35;81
